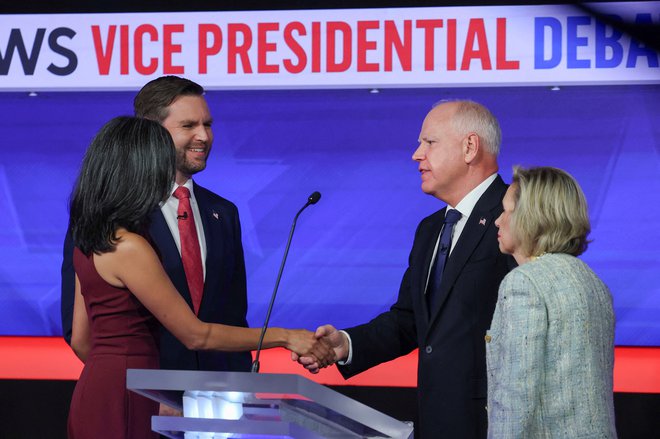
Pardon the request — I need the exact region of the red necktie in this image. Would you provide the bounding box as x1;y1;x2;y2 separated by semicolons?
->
173;186;204;315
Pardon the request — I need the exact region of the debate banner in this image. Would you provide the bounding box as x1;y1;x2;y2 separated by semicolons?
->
1;2;659;90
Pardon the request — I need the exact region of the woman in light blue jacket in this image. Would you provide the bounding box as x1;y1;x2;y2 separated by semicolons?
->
487;166;616;438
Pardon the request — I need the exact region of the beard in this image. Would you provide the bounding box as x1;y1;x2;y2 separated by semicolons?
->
175;145;209;177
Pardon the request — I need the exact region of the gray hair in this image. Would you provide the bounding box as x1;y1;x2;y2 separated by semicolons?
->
434;100;502;156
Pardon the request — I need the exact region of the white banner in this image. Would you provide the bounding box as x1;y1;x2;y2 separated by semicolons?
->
1;2;658;90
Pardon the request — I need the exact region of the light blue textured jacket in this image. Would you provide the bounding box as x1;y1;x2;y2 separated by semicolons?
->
486;253;616;438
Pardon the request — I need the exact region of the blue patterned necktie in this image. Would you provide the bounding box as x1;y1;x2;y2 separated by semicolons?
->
427;209;462;314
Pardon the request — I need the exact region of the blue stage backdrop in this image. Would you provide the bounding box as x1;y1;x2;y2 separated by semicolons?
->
0;85;658;346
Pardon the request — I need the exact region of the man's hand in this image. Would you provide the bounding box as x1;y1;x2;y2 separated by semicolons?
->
292;324;349;374
285;329;336;370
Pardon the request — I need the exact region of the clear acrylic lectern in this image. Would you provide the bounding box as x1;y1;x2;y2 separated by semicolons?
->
127;369;413;439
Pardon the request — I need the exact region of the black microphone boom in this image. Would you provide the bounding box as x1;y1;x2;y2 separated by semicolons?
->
251;191;322;373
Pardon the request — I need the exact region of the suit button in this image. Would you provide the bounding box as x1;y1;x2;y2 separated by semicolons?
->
425;346;432;354
485;335;492;343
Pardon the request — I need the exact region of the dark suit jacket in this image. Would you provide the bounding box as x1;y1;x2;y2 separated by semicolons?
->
61;182;251;372
339;176;513;439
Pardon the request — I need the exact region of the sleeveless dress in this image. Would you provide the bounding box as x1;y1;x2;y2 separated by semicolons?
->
68;247;160;439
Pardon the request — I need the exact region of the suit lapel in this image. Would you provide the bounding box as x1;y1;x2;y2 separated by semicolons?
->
193;183;212;267
193;183;223;311
428;176;506;322
149;209;180;263
419;209;446;324
149;208;193;306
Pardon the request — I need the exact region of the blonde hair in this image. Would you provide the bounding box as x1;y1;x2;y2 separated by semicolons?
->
510;166;590;257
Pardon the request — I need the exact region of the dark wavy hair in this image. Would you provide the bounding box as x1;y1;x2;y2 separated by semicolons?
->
133;75;204;122
70;116;175;255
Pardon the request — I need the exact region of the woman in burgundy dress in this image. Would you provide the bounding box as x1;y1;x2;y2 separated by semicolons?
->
67;117;333;439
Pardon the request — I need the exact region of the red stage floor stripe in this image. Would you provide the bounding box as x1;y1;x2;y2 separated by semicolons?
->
0;337;658;393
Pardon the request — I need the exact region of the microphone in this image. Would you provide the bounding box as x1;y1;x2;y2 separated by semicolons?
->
177;211;188;220
251;191;322;373
307;191;321;205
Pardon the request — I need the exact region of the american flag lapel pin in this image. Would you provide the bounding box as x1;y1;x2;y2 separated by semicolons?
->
479;217;487;226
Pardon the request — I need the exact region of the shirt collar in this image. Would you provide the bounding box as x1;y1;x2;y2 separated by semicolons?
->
448;173;498;218
168;179;195;197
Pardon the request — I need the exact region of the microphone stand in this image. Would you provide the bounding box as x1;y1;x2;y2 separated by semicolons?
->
251;192;321;373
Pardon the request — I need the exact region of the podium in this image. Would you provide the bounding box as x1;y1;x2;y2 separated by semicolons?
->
127;369;413;438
